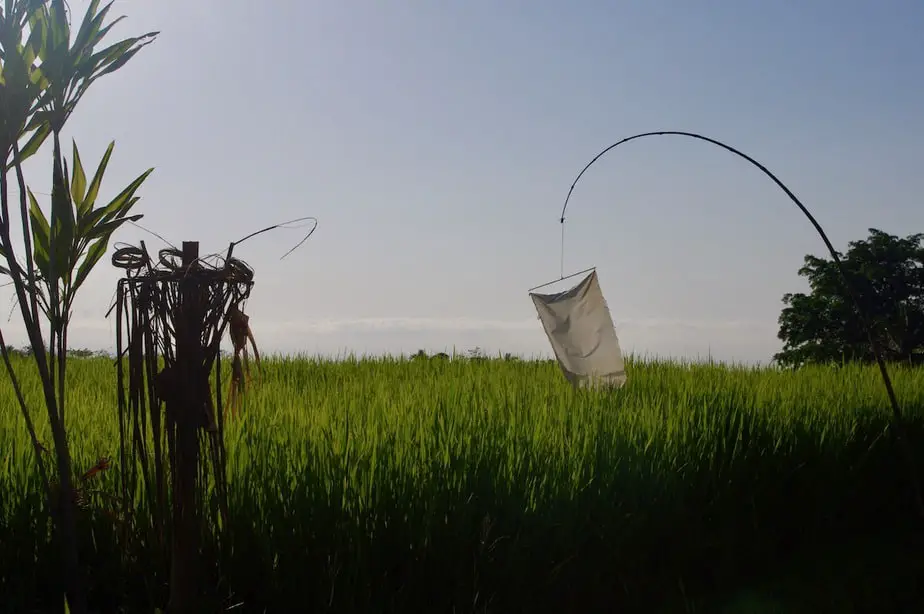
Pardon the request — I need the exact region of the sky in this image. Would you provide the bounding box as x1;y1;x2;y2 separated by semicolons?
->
2;0;923;363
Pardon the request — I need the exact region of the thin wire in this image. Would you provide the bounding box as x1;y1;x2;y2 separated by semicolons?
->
16;193;315;259
560;219;566;279
230;216;319;260
526;207;592;292
6;294;18;323
127;220;177;250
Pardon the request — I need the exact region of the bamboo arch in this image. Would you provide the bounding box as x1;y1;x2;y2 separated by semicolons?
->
558;130;922;516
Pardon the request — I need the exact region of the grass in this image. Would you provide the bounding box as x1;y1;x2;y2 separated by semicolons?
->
1;354;924;612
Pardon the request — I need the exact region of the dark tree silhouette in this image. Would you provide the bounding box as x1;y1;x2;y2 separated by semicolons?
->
775;228;924;367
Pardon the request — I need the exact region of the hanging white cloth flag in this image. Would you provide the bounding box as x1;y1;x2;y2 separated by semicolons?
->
530;270;627;389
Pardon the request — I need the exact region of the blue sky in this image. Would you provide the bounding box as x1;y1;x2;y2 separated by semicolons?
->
2;0;923;362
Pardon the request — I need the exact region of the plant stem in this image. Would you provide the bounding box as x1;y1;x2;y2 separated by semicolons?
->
11;144;43;356
2;141;87;614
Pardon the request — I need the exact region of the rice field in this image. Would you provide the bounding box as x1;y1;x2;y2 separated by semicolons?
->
2;354;924;612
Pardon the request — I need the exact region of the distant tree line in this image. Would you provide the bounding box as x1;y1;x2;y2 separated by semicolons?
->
411;348;522;362
7;346;108;359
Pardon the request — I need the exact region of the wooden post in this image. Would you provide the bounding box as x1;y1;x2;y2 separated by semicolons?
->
168;241;203;613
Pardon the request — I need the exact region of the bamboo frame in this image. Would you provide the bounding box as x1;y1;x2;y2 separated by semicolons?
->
556;130;923;517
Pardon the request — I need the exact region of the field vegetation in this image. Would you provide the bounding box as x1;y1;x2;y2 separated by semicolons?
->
2;354;923;612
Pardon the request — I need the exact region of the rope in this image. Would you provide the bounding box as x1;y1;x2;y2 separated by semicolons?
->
112;245;150;271
158;248;183;272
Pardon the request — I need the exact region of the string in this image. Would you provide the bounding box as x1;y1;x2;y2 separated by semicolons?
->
560;218;566;280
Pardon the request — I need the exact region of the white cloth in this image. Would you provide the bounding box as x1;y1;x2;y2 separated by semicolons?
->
530;270;627;389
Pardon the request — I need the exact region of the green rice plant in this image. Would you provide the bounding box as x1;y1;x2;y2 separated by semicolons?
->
1;354;923;612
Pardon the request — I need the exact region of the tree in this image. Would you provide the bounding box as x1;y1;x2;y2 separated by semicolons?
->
0;2;157;612
775;228;924;367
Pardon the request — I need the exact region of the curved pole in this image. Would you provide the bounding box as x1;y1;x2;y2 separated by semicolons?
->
561;130;922;517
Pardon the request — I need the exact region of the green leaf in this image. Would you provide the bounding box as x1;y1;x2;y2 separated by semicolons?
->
0;22;46;141
74;197;138;245
71;0;104;54
89;40;153;82
23;0;47;32
83;16;126;56
70;235;108;294
32;0;158;138
82;140;113;214
27;5;48;57
28;189;51;280
29;63;49;90
70;139;87;208
23;109;52;133
49;0;70;54
84;32;158;84
8;121;50;169
65;6;124;89
85;213;141;241
49;141;75;283
75;206;109;237
71;208;142;295
74;162;150;263
23;25;40;68
96;167;153;221
76;166;151;238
